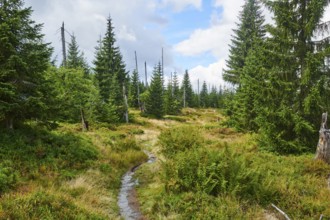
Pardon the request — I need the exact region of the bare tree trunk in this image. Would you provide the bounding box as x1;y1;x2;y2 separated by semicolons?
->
61;22;67;66
315;112;330;164
123;85;129;123
81;108;88;132
6;117;13;130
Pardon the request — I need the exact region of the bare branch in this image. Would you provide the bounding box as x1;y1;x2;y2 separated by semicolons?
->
271;204;291;220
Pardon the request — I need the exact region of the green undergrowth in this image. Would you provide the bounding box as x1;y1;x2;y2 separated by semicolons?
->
136;110;330;219
0;120;148;219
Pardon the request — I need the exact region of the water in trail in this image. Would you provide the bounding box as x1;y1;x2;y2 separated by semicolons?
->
118;151;156;220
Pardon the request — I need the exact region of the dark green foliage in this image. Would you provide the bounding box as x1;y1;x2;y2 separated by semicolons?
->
129;69;140;108
209;86;219;108
44;67;100;123
200;81;208;108
0;161;18;193
254;0;330;153
93;16;128;109
164;72;182;115
181;70;194;107
109;73;127;122
145;63;164;118
223;0;265;85
224;0;330;153
0;0;52;128
66;34;90;75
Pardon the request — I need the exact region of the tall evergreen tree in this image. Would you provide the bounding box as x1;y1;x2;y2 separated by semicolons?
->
67;34;89;75
223;0;265;86
129;69;140;108
200;81;208;108
209;86;219;108
181;70;193;107
0;0;52;128
164;72;181;115
93;16;128;121
145;63;164;118
255;0;330;153
93;16;128;103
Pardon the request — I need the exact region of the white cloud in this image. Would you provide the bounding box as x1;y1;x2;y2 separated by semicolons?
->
162;0;202;12
24;0;170;73
189;60;226;90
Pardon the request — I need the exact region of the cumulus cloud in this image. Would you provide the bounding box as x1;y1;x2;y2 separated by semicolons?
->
189;60;226;91
24;0;171;75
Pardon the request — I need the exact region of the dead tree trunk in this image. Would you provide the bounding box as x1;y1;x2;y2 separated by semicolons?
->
5;117;13;130
123;85;129;123
315;112;330;164
80;108;88;132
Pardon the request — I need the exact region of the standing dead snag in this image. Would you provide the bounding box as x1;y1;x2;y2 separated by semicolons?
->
315;113;330;164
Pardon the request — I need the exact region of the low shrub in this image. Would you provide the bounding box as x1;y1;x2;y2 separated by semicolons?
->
159;126;204;158
163;146;273;204
0;161;19;193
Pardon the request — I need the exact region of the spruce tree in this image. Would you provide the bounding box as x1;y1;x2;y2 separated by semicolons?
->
223;0;265;86
93;16;128;103
67;34;90;75
93;16;128;121
145;63;164;118
164;72;181;115
0;0;52;128
200;81;208;108
129;69;140;108
209;86;219;108
181;70;193;107
256;0;330;153
223;0;266;132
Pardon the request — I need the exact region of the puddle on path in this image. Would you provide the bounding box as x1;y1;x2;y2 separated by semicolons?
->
118;151;156;220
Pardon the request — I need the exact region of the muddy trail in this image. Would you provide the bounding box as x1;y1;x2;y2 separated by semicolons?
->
118;151;156;220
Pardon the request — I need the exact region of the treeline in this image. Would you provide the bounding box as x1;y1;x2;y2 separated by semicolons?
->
0;0;230;130
223;0;330;154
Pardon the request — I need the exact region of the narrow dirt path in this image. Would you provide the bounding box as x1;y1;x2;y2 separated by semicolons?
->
117;152;155;220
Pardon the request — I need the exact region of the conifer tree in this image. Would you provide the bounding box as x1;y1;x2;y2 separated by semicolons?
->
0;0;52;128
223;0;266;131
181;70;193;107
129;69;140;108
93;16;128;103
209;86;219;108
255;0;330;153
67;34;90;75
93;16;128;121
200;81;208;108
223;0;265;86
145;63;164;118
164;72;181;115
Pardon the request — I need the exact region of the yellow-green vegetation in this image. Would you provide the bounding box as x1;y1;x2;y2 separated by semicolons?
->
0;119;147;219
135;108;330;219
1;108;330;219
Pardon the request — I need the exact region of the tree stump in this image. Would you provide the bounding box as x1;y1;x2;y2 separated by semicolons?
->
315;113;330;164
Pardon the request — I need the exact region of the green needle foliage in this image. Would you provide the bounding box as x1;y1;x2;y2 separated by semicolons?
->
145;63;164;118
0;0;52;128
